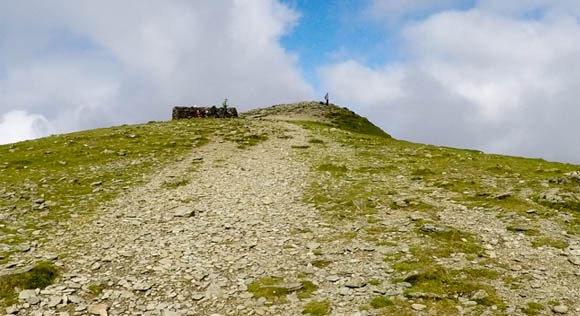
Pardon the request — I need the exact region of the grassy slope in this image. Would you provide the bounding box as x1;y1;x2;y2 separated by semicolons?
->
0;119;273;262
243;101;391;138
291;109;579;314
1;102;579;312
0;117;276;305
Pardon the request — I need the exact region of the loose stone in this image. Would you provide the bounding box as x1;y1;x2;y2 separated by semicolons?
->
553;305;569;314
411;303;427;311
88;303;108;316
345;277;367;288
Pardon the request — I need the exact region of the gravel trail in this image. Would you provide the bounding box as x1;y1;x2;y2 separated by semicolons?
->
10;122;378;315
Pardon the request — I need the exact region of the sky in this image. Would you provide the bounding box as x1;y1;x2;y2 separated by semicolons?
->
1;1;580;164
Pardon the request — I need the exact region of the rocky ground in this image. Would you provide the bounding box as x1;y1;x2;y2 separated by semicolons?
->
2;109;580;316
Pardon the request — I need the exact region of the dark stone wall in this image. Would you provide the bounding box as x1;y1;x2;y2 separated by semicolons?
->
172;106;238;120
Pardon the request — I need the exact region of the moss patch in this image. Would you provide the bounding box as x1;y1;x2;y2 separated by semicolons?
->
522;301;544;315
0;261;58;306
370;296;393;308
302;300;330;315
531;237;568;249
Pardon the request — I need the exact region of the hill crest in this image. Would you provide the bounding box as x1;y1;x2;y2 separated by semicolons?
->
242;101;391;138
0;101;579;314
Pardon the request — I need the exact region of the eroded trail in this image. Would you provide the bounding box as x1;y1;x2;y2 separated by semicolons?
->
9;117;579;316
29;122;348;316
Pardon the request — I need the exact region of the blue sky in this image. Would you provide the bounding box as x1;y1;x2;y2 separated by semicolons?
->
1;1;580;163
280;1;399;89
280;0;483;93
280;0;393;89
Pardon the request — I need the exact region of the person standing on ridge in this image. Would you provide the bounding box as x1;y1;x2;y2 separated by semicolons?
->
324;93;329;105
222;98;228;118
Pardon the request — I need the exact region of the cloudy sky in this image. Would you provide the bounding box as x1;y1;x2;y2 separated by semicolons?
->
1;1;580;163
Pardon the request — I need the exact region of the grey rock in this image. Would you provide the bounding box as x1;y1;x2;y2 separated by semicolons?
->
75;304;88;312
471;289;488;301
307;242;320;250
27;295;40;305
345;277;367;288
285;282;303;291
420;223;437;233
17;243;31;252
133;281;153;291
553;305;569;314
192;293;205;301
68;295;83;304
411;303;427;311
493;192;511;200
173;206;195;218
338;287;351;296
88;303;108;316
18;289;36;300
569;257;580;266
5;306;19;314
48;295;63;308
44;253;59;260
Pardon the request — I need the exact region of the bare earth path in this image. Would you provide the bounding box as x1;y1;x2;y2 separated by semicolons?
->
6;119;580;316
15;122;385;316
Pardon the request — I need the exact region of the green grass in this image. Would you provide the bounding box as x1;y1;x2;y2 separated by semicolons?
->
161;178;190;189
316;163;348;175
507;225;541;236
88;282;104;296
302;300;330;315
247;277;288;304
257;102;389;138
416;225;483;257
247;277;319;304
308;138;325;144
297;280;320;299
522;302;544;315
370;296;393;308
368;279;381;286
531;236;568;249
323;106;390;138
388;244;504;313
311;260;332;268
0;261;58;306
402;266;504;309
0;119;270;263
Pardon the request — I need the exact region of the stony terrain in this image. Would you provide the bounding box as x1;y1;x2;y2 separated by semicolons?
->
1;102;580;315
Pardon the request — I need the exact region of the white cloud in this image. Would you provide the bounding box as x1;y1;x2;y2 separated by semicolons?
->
366;0;465;22
0;111;51;145
0;0;314;144
477;0;580;19
321;3;580;163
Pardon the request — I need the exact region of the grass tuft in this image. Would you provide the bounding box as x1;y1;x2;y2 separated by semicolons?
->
0;261;58;306
370;296;394;308
522;301;544;315
531;236;568;249
302;300;330;315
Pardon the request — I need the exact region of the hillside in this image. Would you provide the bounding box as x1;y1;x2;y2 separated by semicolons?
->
1;102;579;315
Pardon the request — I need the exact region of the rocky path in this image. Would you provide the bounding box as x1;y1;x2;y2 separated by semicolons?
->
6;119;580;316
8;122;389;315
